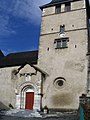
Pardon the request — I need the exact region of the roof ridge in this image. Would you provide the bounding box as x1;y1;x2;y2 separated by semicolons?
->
6;50;38;56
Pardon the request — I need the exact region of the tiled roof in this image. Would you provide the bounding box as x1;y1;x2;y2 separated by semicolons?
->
0;50;38;68
40;0;78;9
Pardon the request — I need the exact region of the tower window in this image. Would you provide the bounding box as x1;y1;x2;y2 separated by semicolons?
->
60;25;65;34
65;2;71;12
54;38;69;49
57;40;67;48
55;4;61;14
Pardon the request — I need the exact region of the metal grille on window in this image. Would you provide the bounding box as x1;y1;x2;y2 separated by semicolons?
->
61;40;67;48
57;40;67;48
57;41;61;48
65;2;71;12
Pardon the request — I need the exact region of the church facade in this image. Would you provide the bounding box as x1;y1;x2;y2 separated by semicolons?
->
0;0;90;112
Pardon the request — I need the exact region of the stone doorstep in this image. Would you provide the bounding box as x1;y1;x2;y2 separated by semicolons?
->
0;109;42;118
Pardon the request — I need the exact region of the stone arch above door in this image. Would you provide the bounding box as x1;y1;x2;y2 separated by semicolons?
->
17;81;38;94
15;82;40;110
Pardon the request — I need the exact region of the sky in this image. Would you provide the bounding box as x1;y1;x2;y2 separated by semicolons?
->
0;0;51;55
0;0;89;55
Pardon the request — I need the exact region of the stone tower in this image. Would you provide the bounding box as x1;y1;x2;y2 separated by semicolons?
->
38;0;90;111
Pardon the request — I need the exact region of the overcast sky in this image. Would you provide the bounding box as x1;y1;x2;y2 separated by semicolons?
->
0;0;89;55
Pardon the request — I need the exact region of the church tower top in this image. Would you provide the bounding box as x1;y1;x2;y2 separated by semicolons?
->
40;0;80;9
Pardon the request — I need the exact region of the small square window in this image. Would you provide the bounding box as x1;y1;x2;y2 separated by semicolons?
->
55;4;61;14
54;38;69;49
65;2;71;12
57;40;67;48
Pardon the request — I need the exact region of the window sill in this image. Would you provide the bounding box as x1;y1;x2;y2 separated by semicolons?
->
55;47;68;49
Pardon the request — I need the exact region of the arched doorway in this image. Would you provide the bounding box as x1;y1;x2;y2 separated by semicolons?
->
20;85;35;110
21;85;35;110
16;82;41;111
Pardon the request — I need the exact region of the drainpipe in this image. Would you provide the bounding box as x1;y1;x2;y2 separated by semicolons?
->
40;73;45;111
87;55;90;94
40;74;44;111
86;0;90;95
38;74;43;111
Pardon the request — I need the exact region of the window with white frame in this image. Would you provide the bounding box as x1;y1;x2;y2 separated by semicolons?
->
54;37;69;49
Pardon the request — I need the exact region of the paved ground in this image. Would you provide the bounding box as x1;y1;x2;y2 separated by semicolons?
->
0;115;78;120
0;109;79;120
0;109;42;117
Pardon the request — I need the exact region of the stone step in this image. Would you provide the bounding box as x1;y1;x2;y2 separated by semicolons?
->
0;109;42;118
0;109;78;119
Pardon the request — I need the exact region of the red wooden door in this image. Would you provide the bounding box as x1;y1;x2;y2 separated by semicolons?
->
25;92;34;110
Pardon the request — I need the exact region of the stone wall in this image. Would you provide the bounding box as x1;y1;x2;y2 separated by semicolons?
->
38;0;88;110
0;65;42;110
0;66;18;109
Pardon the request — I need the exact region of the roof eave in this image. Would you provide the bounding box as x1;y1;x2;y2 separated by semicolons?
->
40;0;79;10
0;61;37;68
40;1;65;10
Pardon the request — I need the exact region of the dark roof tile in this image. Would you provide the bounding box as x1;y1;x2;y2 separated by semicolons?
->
0;50;38;68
